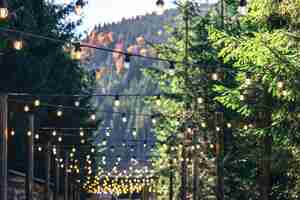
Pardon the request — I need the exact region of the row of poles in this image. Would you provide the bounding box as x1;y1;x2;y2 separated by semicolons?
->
0;94;83;200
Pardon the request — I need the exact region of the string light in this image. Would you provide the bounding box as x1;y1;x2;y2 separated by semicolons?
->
72;147;76;153
91;148;95;153
13;39;23;50
10;129;15;136
155;0;165;15
58;136;62;142
226;123;232;128
151;116;157;125
132;130;137;137
114;95;120;107
197;97;204;104
277;77;285;89
211;72;219;81
38;146;42;152
35;134;39;140
81;139;85;144
124;55;131;69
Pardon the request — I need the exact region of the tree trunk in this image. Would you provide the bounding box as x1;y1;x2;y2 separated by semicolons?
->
260;134;272;200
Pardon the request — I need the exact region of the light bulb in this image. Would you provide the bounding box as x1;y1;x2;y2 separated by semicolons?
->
277;81;284;89
38;146;42;152
13;40;23;50
34;99;40;107
91;113;96;121
57;110;63;117
155;0;165;15
132;130;137;137
74;100;80;107
58;137;62;142
35;134;39;140
24;105;30;112
211;73;219;81
122;114;127;123
81;139;85;144
0;7;8;19
80;131;84;137
114;96;120;107
52;131;57;136
151;116;157;125
227;123;232;128
72;147;76;153
197;97;204;104
91;148;95;153
27;131;32;136
240;94;245;101
201;122;207;128
156;95;161;106
216;126;221;132
124;55;131;69
11;130;15;136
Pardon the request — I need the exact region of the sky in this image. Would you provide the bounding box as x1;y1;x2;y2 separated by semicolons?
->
75;0;175;33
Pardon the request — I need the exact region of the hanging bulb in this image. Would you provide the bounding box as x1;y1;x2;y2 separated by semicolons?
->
277;78;285;89
80;130;84;137
27;131;32;136
197;97;204;104
239;94;245;101
226;123;232;128
102;139;107;146
35;134;39;140
75;0;83;15
38;146;42;152
90;113;96;121
70;152;74;157
216;126;221;132
124;54;131;69
24;105;30;112
11;129;15;136
81;139;85;144
238;0;247;15
72;147;76;153
211;72;219;81
58;136;62;142
121;113;127;123
57;107;63;117
151;116;157;125
114;95;120;107
155;0;165;15
13;39;23;50
132;130;137;137
74;100;80;107
73;42;82;60
201;122;207;128
0;5;8;20
52;130;57;136
91;148;95;153
143;141;147;148
34;99;40;107
156;95;161;106
168;61;175;75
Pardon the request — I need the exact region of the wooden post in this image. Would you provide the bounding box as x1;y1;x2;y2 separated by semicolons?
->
54;149;60;200
260;134;272;200
215;112;224;200
64;152;69;200
45;141;51;200
26;114;34;200
193;158;199;200
0;94;8;200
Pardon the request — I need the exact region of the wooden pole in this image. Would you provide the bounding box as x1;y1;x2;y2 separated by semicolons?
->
193;158;199;200
26;114;34;200
181;146;187;200
0;94;8;200
64;152;69;200
169;168;174;200
45;141;51;200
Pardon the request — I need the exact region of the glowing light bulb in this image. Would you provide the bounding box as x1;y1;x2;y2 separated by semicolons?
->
151;116;157;125
91;148;95;153
13;40;23;50
38;146;42;152
0;7;8;19
155;0;165;15
211;72;219;81
52;131;57;136
277;80;284;89
35;134;39;140
227;123;232;128
81;139;85;144
197;97;204;104
74;100;80;107
27;131;32;136
121;113;127;123
132;130;137;137
72;147;76;153
114;96;120;107
91;113;96;121
58;137;62;142
80;131;84;137
24;105;30;112
11;130;15;136
57;109;63;117
240;94;245;101
34;99;40;107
